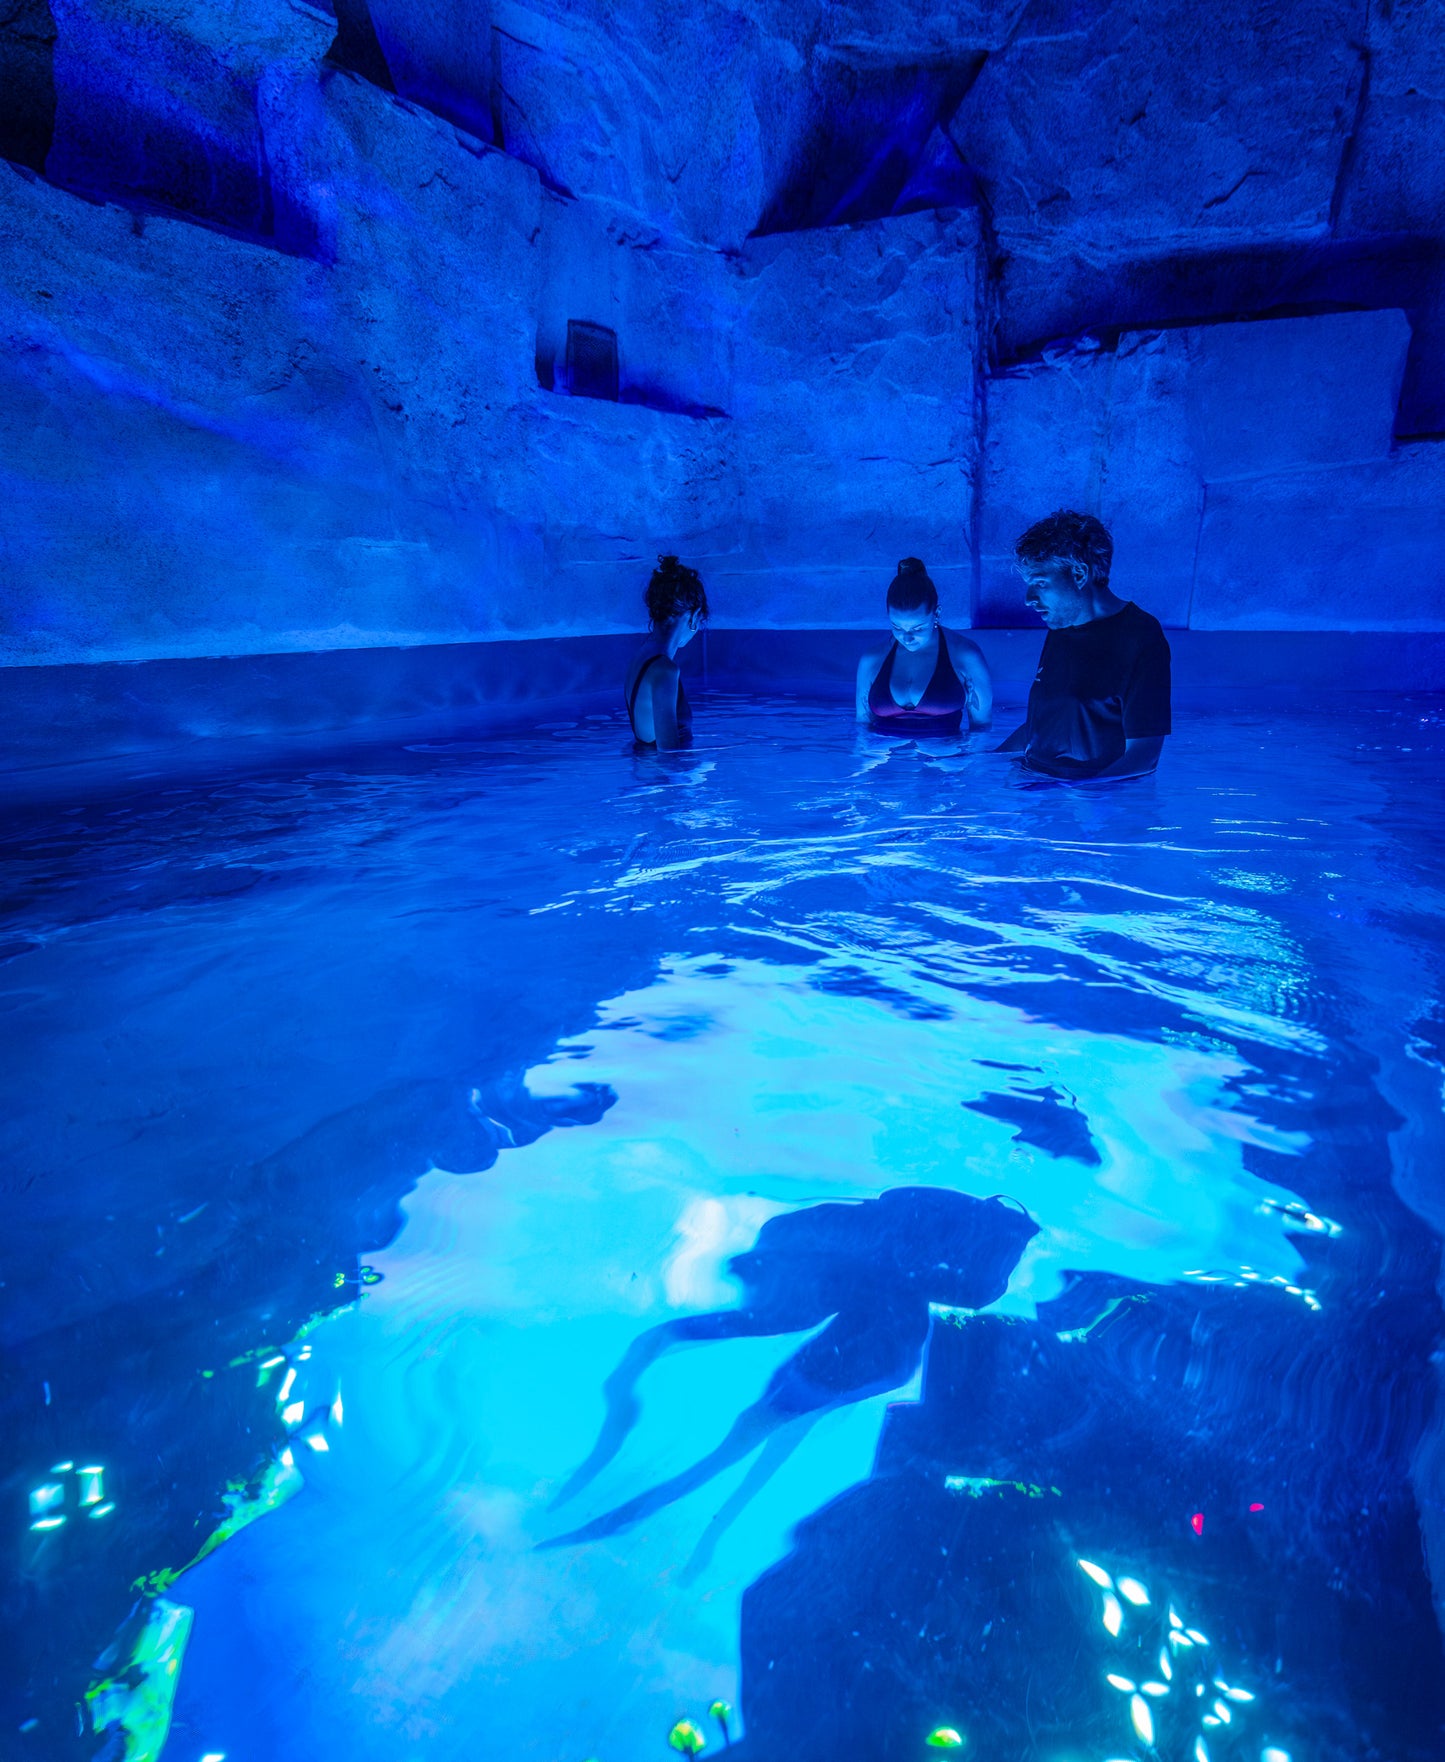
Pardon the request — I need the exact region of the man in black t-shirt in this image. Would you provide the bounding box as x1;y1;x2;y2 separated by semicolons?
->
996;509;1171;780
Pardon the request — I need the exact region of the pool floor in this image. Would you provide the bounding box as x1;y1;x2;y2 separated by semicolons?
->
3;696;1444;1762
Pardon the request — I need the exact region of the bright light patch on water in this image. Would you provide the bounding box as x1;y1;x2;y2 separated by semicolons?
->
5;700;1435;1761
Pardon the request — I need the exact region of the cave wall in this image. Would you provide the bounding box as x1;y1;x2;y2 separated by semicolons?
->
0;0;1442;669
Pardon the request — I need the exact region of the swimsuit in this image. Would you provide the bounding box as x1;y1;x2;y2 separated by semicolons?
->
626;652;691;744
867;637;968;735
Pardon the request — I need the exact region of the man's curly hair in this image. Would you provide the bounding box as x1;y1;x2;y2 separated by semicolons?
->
1015;510;1113;587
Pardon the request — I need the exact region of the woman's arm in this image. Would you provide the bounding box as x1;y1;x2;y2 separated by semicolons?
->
855;650;885;725
646;658;687;749
943;631;993;729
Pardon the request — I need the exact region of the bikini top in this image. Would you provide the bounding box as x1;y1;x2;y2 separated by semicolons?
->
626;652;691;743
868;636;968;734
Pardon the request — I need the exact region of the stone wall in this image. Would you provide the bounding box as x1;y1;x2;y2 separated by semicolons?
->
980;310;1444;631
0;0;1442;666
0;3;986;663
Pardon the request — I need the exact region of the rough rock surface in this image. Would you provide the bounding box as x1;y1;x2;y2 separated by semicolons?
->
0;0;1443;662
0;22;984;661
979;310;1435;630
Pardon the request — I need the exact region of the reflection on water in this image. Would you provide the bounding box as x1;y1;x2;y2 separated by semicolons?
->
1;698;1442;1761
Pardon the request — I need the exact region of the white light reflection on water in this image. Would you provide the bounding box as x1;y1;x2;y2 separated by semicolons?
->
175;942;1313;1760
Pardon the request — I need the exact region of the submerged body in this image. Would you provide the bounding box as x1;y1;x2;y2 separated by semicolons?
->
625;646;694;747
998;514;1170;779
857;559;992;735
1017;600;1171;779
625;555;707;748
860;629;989;736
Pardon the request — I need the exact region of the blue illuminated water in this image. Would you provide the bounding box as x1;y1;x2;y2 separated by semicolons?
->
4;697;1443;1762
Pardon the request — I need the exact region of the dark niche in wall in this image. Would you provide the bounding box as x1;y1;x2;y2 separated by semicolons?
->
325;0;396;95
537;321;727;420
0;0;57;174
564;320;619;402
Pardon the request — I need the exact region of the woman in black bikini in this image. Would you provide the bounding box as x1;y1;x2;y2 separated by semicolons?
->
625;555;708;748
856;557;993;735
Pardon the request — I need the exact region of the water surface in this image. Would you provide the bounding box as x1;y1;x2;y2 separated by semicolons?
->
4;697;1443;1762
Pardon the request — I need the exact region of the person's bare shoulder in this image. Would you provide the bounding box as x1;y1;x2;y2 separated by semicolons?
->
941;628;985;663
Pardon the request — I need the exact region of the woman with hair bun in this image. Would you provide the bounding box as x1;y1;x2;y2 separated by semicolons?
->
855;558;992;735
625;555;708;748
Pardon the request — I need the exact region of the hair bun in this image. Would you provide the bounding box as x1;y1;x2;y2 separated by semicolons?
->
897;556;925;574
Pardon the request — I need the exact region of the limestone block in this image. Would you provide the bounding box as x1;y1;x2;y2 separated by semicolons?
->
977;333;1199;627
978;311;1412;627
45;0;328;249
977;344;1110;626
1191;446;1445;631
1095;331;1201;629
487;0;776;249
1337;0;1445;239
1185;310;1411;480
481;0;1019;249
949;0;1367;268
732;209;983;627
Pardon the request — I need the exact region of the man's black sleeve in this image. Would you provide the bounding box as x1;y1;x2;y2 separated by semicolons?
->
1122;625;1172;738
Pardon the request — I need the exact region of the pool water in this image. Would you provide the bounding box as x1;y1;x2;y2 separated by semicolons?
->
4;696;1444;1762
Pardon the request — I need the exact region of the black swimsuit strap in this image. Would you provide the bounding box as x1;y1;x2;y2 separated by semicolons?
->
929;635;963;699
627;652;667;730
874;635;955;708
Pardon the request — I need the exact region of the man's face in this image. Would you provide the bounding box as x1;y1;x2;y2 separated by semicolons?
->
1021;557;1091;629
889;607;935;652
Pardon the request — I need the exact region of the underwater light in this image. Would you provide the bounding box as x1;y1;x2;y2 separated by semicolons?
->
1077;1558;1113;1587
1116;1576;1149;1605
89;1502;116;1519
78;1467;104;1505
1129;1694;1154;1743
1195;1741;1210;1762
924;1728;965;1748
1105;1675;1135;1692
1101;1592;1124;1635
29;1483;64;1517
281;1401;304;1426
1261;1750;1291;1762
668;1718;706;1754
31;1515;66;1531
